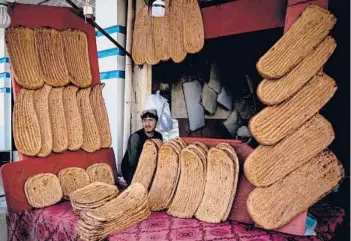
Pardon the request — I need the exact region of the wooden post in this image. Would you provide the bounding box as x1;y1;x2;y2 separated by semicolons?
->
131;0;152;133
123;0;135;153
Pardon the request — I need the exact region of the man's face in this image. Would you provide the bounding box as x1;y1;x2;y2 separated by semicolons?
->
142;117;157;133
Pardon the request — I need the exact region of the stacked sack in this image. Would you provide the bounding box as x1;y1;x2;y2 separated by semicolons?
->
244;5;344;230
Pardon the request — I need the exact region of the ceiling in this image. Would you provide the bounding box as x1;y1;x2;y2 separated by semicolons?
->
7;0;95;8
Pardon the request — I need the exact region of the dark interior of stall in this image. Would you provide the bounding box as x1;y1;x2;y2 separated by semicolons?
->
153;0;350;238
323;1;350;239
153;27;283;141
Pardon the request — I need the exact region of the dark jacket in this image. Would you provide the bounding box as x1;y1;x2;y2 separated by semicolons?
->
121;129;162;184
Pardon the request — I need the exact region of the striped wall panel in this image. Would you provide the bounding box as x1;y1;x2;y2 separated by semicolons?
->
94;6;127;173
0;54;11;152
96;25;126;80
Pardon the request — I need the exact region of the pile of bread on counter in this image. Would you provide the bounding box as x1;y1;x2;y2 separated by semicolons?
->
132;138;240;223
25;163;115;208
7;26;112;157
24;163;150;241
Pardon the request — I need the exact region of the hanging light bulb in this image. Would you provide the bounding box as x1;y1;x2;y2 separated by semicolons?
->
83;0;94;22
152;0;165;17
0;0;10;29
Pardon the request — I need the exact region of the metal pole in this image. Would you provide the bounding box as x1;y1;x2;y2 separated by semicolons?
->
64;0;133;60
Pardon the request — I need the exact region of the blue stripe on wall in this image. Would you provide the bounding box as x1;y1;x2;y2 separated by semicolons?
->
100;70;125;80
0;87;11;93
0;57;9;63
98;48;125;58
0;72;10;78
96;25;126;37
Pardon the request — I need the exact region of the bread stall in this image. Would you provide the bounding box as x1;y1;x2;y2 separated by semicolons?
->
128;0;347;239
3;136;346;241
1;0;348;241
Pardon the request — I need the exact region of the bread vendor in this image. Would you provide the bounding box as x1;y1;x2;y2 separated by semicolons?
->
121;109;163;185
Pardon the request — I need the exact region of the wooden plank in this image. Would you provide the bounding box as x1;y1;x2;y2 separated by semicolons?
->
171;83;187;118
202;0;286;39
131;65;152;133
171;83;230;119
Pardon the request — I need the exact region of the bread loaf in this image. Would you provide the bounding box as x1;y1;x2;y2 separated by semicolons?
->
256;5;336;79
13;89;42;156
257;36;337;105
247;150;344;230
245;114;335;187
249;73;337;145
25;173;63;208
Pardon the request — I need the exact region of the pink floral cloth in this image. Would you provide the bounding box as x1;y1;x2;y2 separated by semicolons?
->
7;201;344;241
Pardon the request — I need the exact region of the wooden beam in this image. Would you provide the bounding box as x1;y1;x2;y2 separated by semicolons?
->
202;0;287;39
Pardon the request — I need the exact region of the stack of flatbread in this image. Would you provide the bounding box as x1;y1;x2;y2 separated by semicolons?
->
70;182;119;214
131;139;163;190
24;163;116;210
12;83;112;157
245;5;344;230
77;183;151;241
167;141;208;218
143;138;241;222
6;26;92;89
132;0;204;65
7;26;113;157
148;137;186;211
195;143;239;223
58;167;90;199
